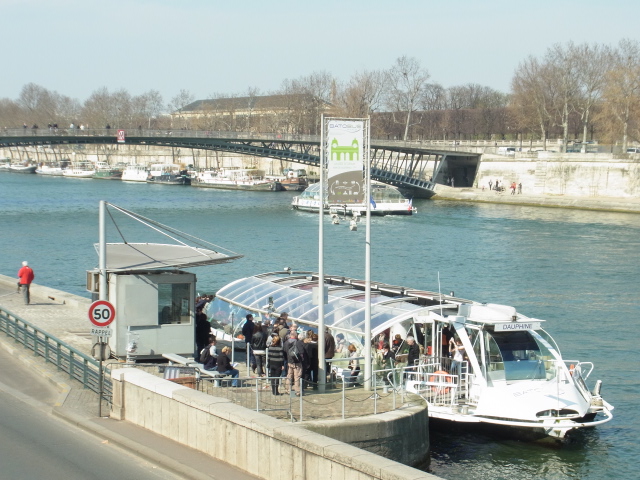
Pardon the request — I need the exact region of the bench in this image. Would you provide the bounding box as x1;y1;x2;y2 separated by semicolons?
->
162;353;229;385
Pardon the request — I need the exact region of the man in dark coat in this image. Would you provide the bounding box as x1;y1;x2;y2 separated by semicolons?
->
242;314;255;367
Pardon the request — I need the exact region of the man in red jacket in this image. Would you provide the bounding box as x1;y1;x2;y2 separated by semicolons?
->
17;261;35;305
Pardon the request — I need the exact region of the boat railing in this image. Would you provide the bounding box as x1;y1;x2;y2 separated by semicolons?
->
413;356;473;405
564;360;594;380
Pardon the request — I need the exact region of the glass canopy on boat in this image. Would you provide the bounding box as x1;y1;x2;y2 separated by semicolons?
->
210;271;427;340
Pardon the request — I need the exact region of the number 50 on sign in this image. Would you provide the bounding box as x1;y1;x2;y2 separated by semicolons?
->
88;300;116;327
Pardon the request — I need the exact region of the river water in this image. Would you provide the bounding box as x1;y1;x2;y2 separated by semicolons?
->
1;172;639;479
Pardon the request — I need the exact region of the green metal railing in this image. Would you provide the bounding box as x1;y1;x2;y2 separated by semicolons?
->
0;306;111;400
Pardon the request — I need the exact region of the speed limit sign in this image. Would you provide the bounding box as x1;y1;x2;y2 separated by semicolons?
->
88;300;116;327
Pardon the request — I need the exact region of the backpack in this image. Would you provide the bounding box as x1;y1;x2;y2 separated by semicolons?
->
199;347;212;364
200;347;217;370
288;341;304;364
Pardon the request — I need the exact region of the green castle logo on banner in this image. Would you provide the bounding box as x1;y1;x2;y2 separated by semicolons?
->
330;138;360;161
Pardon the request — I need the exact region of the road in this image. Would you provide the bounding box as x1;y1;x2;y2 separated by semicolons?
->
0;345;180;480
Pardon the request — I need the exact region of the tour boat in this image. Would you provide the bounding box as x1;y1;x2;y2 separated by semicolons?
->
121;164;149;182
292;182;416;215
192;168;281;191
63;162;96;178
207;271;613;441
146;164;191;185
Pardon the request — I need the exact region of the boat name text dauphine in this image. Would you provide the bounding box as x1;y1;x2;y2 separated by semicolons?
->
494;322;541;332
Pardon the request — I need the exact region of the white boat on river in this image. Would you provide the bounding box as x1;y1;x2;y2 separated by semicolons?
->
207;271;613;441
193;168;281;191
63;162;95;178
121;164;149;182
292;182;416;215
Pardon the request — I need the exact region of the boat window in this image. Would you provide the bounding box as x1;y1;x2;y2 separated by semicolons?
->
157;283;191;325
486;330;555;382
535;329;562;357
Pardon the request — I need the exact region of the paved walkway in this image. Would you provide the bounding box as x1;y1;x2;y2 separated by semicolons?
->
433;185;640;214
0;282;262;480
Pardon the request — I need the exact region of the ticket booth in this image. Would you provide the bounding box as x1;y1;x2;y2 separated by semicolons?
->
89;201;242;360
87;239;241;360
108;270;196;359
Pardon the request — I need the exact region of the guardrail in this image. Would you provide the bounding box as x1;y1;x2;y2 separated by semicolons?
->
0;306;111;401
163;362;423;423
0;127;558;149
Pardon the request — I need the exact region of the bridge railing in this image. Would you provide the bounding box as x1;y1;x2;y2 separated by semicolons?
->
2;127;548;149
0;305;111;401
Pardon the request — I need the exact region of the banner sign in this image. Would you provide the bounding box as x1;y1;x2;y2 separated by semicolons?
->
326;120;364;204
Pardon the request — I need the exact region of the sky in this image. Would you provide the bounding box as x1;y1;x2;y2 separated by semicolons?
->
2;0;638;105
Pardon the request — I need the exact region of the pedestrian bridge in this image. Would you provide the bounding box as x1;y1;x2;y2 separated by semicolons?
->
0;128;482;198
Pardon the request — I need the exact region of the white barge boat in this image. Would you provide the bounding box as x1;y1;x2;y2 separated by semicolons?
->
63;162;95;178
193;168;281;191
292;182;416;216
207;271;613;441
121;164;149;182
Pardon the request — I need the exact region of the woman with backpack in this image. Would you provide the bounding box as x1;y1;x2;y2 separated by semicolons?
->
251;323;267;376
267;334;285;395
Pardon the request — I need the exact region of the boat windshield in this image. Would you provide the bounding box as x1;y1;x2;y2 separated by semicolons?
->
485;330;556;383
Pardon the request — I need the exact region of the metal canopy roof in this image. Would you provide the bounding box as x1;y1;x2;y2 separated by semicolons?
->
95;243;242;272
214;271;428;336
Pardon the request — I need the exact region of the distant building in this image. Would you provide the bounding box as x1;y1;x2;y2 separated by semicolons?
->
171;94;335;134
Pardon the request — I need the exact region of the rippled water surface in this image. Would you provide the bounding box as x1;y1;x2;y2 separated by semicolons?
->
1;173;639;479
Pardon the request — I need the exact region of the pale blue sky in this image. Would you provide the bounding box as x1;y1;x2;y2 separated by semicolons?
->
2;0;637;104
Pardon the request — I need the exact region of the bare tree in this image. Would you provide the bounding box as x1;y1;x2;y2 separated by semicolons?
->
339;69;386;117
168;89;195;128
572;43;613;145
385;56;431;140
244;87;260;131
599;39;640;151
511;56;555;149
545;43;582;152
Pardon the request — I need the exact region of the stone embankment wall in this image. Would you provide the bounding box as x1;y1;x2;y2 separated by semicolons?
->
0;144;314;176
111;368;437;480
476;153;640;197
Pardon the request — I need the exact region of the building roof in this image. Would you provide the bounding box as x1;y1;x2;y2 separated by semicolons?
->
178;94;332;114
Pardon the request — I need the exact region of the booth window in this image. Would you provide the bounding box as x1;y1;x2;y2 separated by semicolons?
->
158;283;191;325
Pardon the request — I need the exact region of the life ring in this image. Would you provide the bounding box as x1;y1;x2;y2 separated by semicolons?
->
569;364;575;377
430;370;452;394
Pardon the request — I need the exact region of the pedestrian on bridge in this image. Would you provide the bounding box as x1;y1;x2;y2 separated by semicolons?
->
17;261;35;305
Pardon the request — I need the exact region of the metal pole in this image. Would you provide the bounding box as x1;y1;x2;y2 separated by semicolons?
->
99;201;107;301
231;313;235;364
342;377;345;419
317;114;326;392
299;377;303;422
98;356;103;417
364;118;372;390
98;201;107;417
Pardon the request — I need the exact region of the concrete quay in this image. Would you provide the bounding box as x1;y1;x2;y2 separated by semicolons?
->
0;276;439;480
433;184;640;214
